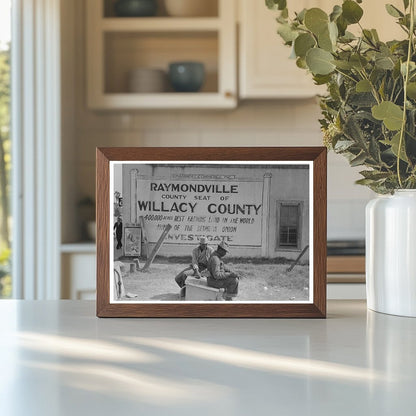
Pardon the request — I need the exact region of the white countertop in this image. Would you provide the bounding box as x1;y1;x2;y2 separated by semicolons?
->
0;300;415;415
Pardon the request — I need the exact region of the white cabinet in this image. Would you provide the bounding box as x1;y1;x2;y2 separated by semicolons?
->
86;0;237;109
238;0;404;99
239;0;325;99
61;245;96;300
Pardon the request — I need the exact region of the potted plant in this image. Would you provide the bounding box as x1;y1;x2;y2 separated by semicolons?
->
266;0;416;316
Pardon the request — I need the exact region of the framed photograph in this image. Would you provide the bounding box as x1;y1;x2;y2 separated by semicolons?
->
96;147;327;318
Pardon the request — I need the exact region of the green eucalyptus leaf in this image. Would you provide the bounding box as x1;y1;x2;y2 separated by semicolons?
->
339;31;356;43
363;29;376;45
318;27;334;52
313;74;332;85
403;0;409;10
371;29;380;43
369;136;382;163
356;79;372;92
385;4;404;18
265;0;274;9
378;78;386;100
296;57;308;69
296;8;307;23
276;14;287;24
408;109;416;137
372;101;404;130
365;180;395;194
401;61;416;76
389;39;407;53
399;14;411;29
279;0;287;10
360;170;391;180
333;60;353;70
266;0;287;11
304;8;329;35
348;92;377;107
342;0;364;24
344;115;367;147
375;55;395;70
294;33;316;58
328;21;338;44
350;54;368;70
334;140;355;151
407;82;416;99
366;50;377;62
355;178;377;186
380;44;393;56
400;62;407;76
281;8;288;19
306;48;335;75
329;81;341;101
336;15;348;36
330;5;343;21
296;24;308;31
350;152;368;167
277;23;299;43
386;132;409;162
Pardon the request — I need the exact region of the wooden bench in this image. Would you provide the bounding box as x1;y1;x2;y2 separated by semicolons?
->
185;278;224;301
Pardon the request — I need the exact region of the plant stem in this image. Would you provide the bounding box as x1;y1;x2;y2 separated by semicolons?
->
334;68;358;84
398;0;415;188
358;69;381;104
390;79;398;102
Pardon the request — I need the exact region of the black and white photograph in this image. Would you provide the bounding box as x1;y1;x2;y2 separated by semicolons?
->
110;161;313;303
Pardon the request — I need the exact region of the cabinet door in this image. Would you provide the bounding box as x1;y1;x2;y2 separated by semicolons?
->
239;0;404;99
239;0;326;99
62;253;96;300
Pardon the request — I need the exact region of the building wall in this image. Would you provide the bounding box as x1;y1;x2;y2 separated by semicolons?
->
121;163;309;259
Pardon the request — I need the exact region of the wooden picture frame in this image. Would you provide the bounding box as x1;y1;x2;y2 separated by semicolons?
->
97;147;327;318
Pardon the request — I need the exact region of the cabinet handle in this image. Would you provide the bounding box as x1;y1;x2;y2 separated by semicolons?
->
225;91;234;99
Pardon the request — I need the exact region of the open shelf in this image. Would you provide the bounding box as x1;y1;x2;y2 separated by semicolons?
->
61;243;96;253
104;31;218;94
102;17;221;31
104;0;219;18
87;0;236;109
90;92;234;109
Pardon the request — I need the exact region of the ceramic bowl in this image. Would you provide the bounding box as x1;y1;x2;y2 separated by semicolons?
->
168;62;205;92
114;0;158;17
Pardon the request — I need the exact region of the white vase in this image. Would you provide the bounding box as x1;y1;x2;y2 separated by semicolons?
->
366;190;416;317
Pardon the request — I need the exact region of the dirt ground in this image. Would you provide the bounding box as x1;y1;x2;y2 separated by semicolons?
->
116;257;310;302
